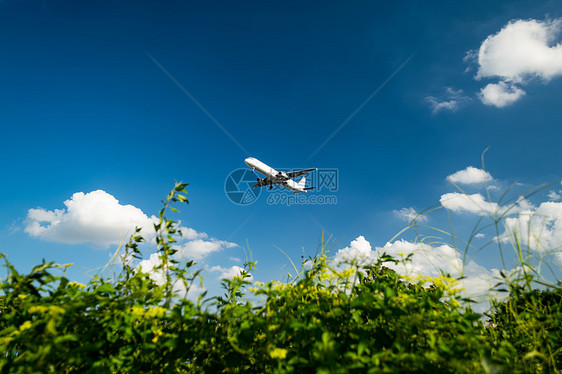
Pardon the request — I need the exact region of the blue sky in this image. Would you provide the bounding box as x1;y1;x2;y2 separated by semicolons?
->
1;1;562;302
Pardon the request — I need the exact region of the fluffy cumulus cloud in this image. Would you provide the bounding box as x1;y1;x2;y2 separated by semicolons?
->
424;87;471;114
138;253;167;285
440;169;562;267
136;240;238;299
446;166;493;185
334;236;502;305
392;207;429;223
428;18;562;112
440;193;500;216
180;227;208;240
473;18;562;107
502;202;562;258
476;19;562;82
138;253;244;299
138;253;205;298
334;236;373;266
441;195;562;267
440;192;533;217
25;190;240;299
177;239;238;261
441;167;535;215
209;265;253;281
478;81;526;107
25;190;233;260
25;190;157;247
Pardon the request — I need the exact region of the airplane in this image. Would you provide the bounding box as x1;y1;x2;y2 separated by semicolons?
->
244;157;317;193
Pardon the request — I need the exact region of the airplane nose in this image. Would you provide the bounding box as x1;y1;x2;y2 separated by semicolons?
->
244;157;254;166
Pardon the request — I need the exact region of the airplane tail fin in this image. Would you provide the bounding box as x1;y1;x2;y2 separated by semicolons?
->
297;177;307;189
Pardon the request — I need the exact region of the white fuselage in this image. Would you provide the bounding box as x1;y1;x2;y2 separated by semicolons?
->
244;157;308;193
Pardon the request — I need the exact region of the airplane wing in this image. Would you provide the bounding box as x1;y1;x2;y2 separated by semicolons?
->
285;168;317;179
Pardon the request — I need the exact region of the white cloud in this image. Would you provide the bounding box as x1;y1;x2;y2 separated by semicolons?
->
548;190;561;201
209;265;253;281
474;233;486;239
136;238;238;298
334;236;502;306
180;227;208;240
440;193;499;215
446;166;493;185
441;191;562;266
472;18;562;107
476;18;562;82
478;82;526;107
440;192;532;217
138;253;167;285
138;253;205;298
425;98;458;113
25;190;230;261
25;190;157;247
176;239;237;261
334;235;373;266
393;207;429;223
430;18;562;110
503;201;562;254
382;240;494;288
425;87;470;113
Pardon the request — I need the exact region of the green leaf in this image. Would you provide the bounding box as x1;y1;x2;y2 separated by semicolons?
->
96;284;116;294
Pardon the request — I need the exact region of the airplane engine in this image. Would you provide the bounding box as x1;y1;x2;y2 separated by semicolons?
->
256;178;267;187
